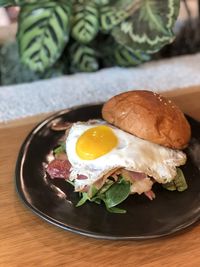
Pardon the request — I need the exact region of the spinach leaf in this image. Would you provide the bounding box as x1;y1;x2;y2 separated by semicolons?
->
91;198;101;205
87;185;99;198
103;179;130;208
54;141;66;155
162;181;176;191
76;192;89;207
74;177;131;213
106;206;127;214
174;168;188;192
162;168;188;192
98;179;114;194
67;180;75;186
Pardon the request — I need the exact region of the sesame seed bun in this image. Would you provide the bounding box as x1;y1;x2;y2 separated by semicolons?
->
102;90;191;149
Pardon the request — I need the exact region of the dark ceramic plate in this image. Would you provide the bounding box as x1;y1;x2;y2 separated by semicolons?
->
15;104;200;240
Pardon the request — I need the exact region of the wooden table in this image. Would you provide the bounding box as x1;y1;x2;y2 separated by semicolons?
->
1;86;200;267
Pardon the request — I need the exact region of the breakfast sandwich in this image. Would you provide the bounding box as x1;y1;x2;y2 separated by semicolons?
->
46;90;191;213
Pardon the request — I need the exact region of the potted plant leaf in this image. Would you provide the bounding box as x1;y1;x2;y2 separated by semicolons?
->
0;0;181;79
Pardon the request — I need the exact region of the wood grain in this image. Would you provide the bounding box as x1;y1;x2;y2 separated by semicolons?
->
0;86;200;267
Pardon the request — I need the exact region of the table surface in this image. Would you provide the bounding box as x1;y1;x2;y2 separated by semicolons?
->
1;86;200;267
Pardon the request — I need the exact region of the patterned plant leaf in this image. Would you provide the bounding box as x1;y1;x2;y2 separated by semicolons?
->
95;0;110;6
69;42;99;73
0;0;15;6
0;41;64;85
0;0;50;6
111;0;180;53
0;41;40;85
72;1;99;44
100;3;130;32
114;44;150;67
17;1;71;72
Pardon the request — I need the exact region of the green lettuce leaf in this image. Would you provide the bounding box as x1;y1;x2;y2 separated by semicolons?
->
162;168;188;192
53;141;66;156
74;177;130;213
103;178;130;208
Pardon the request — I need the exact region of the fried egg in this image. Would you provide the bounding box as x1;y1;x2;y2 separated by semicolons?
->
66;120;186;191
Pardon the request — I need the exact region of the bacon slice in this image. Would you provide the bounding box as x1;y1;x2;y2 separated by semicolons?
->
94;168;120;190
46;159;71;179
77;174;88;180
116;169;155;197
129;171;147;180
144;190;156;200
120;169;147;183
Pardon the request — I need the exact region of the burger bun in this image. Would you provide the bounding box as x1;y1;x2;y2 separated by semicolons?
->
102;90;191;149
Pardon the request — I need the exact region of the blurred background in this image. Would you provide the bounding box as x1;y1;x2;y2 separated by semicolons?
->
0;0;200;86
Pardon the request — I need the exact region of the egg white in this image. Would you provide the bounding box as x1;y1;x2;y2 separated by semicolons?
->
66;120;186;191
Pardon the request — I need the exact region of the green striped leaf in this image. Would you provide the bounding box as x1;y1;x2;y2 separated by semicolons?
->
114;44;150;67
0;0;50;6
72;1;99;44
0;0;15;6
17;1;71;72
112;0;180;53
69;43;99;73
100;5;129;31
95;0;110;6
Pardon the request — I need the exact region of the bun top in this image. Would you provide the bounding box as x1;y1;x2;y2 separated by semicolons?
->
102;90;191;149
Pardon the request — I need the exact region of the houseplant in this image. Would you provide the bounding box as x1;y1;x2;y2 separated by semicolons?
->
0;0;180;75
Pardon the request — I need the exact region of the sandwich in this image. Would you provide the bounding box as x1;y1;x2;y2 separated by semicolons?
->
46;90;191;213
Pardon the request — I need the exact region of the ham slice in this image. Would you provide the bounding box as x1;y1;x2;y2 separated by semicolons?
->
120;169;147;182
46;158;156;200
46;159;71;179
117;169;155;197
129;171;147;180
77;174;88;180
144;190;156;200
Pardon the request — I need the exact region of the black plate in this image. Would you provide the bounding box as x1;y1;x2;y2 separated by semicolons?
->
15;104;200;240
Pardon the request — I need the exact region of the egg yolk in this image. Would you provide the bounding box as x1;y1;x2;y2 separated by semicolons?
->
76;125;118;160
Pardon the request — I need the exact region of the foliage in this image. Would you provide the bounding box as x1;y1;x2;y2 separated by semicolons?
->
17;1;71;71
0;0;181;74
0;42;40;85
72;1;99;43
156;18;200;58
0;42;63;85
69;42;99;72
